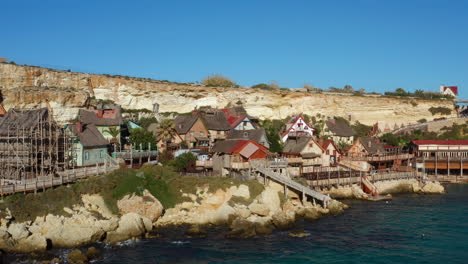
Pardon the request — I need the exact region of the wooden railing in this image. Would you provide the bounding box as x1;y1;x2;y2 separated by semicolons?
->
302;159;322;166
344;153;413;162
0;161;120;196
228;162;251;169
113;150;158;160
287;157;303;164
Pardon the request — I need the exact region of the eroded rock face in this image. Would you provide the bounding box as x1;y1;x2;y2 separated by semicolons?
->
105;213;148;243
248;203;270;217
117;190;164;222
421;182;445;194
0;63;456;125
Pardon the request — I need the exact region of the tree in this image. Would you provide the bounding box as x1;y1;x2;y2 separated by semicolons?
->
103;127;120;143
395;88;407;95
156;119;176;143
202;74;236;87
172;152;197;172
129;128;157;150
343;84;354;93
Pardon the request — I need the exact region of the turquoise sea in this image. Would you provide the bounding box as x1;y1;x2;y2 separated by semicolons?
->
10;184;468;264
91;184;468;264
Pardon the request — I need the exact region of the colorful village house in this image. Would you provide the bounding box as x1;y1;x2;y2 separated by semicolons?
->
67;123;110;167
226;128;270;149
174;114;210;150
280;115;315;142
78;106;123;148
411;140;468;178
282;137;325;177
322;119;355;145
319;138;341;166
347;137;411;170
210;139;269;175
440;85;458;98
221;106;258;130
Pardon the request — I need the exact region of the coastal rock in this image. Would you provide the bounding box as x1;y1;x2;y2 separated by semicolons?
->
12;233;48;253
226;218;256;239
86;246;101;260
235;207;251;219
82;194;115;219
117;190;164;222
257;187;281;214
105;213;146;243
272;211;295;230
67;249;88;264
298;207;321;221
289;229;310;238
421;182;445;194
7;223;30;241
232;184;250;200
186;225;207;238
248;203;270;216
327;200;346;215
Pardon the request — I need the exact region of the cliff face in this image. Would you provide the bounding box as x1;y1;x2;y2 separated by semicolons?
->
0;63;456;125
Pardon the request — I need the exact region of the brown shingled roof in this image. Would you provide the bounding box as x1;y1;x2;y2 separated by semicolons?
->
79;109;123;126
174;115;199;134
70;123;109;148
325;119;355;137
226;128;267;144
359;137;385;154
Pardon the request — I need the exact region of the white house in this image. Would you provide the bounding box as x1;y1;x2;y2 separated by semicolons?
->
440;85;458;98
280;115;314;142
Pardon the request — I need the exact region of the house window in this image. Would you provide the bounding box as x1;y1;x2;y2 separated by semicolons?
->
200;131;204;137
100;150;104;158
85;151;90;160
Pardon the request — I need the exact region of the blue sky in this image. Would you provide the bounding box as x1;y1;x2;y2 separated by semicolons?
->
1;0;467;96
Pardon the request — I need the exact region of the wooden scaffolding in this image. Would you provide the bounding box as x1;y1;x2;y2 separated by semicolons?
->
0;108;75;181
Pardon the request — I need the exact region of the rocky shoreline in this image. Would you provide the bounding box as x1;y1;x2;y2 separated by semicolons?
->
0;179;445;263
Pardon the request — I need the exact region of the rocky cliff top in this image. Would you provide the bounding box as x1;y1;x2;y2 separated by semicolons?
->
0;63;457;125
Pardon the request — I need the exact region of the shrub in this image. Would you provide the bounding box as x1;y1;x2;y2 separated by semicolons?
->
128;128;157;150
252;83;273;90
428;106;452;116
417;118;427;123
172;152;197;172
202;74;236;87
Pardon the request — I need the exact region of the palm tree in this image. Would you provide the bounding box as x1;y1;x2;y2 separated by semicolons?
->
103;127;120;143
156;119;176;143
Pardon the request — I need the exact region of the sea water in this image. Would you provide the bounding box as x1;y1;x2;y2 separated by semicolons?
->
50;184;468;263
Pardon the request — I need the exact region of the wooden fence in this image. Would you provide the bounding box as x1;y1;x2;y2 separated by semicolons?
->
0;161;120;196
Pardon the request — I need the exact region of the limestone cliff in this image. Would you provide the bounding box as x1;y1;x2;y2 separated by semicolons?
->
0;63;456;124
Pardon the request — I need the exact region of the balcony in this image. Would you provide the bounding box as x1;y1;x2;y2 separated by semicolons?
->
227;162;251;169
196;160;213;168
287;157;303;164
302;159;322;166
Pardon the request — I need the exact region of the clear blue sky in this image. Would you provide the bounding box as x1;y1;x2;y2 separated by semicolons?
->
1;0;467;96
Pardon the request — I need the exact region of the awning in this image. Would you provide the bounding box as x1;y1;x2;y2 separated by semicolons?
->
195;137;210;141
301;152;320;159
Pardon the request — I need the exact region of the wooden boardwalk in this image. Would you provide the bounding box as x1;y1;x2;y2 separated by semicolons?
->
252;164;331;208
0;158;120;196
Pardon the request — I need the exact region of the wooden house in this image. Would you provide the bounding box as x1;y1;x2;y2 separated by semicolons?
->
348;137;385;157
68;123;109;167
322;119;355;145
282;137;324;176
221;106;258;130
226;128;270;149
319;139;341;166
280;115;315;142
78;107;123;144
211;139;269;173
174;114;210;149
411;140;468;177
0;108;71;180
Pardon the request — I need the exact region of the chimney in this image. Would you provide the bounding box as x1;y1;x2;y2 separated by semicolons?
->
76;122;83;133
97;110;104;118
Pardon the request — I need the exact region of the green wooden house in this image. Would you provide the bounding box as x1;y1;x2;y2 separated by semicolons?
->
68;123;110;167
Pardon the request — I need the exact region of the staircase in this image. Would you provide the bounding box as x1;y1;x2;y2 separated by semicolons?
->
252;164;331;208
338;158;371;172
361;176;378;196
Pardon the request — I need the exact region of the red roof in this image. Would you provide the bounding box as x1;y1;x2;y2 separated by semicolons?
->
412;140;468;146
443;86;458;95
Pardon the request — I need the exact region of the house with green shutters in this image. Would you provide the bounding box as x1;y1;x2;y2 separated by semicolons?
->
78;107;124;146
68;123;110;167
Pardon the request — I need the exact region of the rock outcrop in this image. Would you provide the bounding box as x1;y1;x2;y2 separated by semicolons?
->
0;63;456;125
0;190;164;253
117;190;164;222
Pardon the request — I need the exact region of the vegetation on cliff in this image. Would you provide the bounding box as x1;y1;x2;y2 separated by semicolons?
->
0;165;264;222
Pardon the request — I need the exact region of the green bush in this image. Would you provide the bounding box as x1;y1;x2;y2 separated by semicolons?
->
202;74;236;87
428;106;452;116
